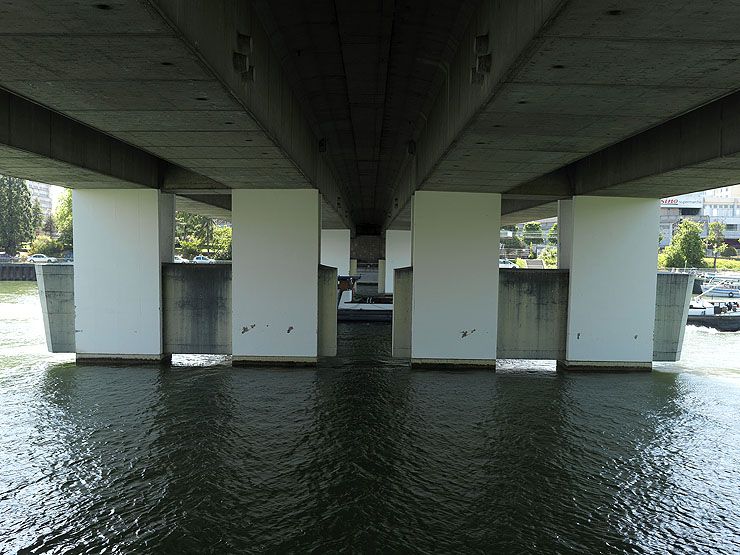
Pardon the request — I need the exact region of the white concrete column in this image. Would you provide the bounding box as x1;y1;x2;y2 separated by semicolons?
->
232;189;321;364
383;230;411;293
559;196;659;371
410;191;501;367
557;199;574;269
73;189;174;362
320;229;350;276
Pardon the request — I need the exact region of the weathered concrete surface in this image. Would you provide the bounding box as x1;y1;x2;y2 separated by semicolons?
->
162;263;231;355
318;265;338;357
654;273;694;362
35;264;74;353
391;267;413;359
497;269;568;360
0;263;36;281
34;266;696;363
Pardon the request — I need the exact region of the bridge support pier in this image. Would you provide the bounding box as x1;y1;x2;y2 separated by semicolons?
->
383;230;411;294
557;197;659;372
73;189;174;363
410;191;501;367
231;189;323;365
321;229;350;276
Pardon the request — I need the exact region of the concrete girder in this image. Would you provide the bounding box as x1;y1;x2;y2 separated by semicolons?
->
505;89;740;221
147;0;352;231
384;0;740;230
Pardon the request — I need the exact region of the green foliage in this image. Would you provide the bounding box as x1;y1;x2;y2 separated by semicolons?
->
657;253;668;269
522;222;543;245
179;238;203;259
538;246;558;268
704;257;740;271
663;219;706;268
176;211;214;249
527;245;537;259
718;243;737;257
514;258;527;269
0;175;33;255
212;226;232;260
547;223;558;245
30;234;64;257
705;221;726;269
31;199;43;234
53;188;73;249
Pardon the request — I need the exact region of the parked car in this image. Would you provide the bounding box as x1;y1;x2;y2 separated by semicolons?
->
498;258;517;268
192;255;215;264
28;253;57;263
174;255;189;263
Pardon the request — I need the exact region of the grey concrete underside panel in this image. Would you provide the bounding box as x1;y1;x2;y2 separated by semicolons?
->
0;0;349;229
385;0;740;229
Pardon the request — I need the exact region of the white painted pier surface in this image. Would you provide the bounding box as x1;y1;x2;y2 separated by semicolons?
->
231;189;321;364
560;197;659;370
383;230;411;294
321;229;350;276
73;189;174;362
38;265;692;365
411;191;501;367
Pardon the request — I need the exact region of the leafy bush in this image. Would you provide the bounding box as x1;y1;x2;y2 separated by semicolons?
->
30;234;64;257
538;247;558;268
514;258;527;269
179;238;203;259
705;257;740;271
663;220;705;268
212;226;232;260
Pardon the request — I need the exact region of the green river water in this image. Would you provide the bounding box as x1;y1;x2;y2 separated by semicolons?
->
1;281;739;553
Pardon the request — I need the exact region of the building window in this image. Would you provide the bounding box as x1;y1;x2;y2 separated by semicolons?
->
727;224;738;231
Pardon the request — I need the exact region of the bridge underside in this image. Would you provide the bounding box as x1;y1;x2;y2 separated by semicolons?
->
3;1;738;368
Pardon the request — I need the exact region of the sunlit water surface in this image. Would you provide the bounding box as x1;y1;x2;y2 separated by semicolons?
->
1;282;739;554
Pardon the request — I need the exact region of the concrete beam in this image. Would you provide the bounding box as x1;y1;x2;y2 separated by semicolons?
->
148;0;352;231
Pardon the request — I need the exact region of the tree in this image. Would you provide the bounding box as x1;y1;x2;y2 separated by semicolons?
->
31;199;44;235
663;219;705;268
522;221;543;246
212;226;232;260
53;188;73;249
0;175;33;255
176;211;214;250
547;223;558;245
705;221;726;269
179;238;203;259
30;234;64;257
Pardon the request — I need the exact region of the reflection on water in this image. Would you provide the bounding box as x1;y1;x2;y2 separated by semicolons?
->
1;283;739;553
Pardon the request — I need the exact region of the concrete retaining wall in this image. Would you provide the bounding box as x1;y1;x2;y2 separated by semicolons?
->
392;267;413;358
35;264;75;352
318;265;338;357
162;263;231;354
497;269;568;359
653;272;694;362
36;265;693;363
0;263;36;281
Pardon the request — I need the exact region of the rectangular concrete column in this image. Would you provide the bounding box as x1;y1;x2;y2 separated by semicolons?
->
557;199;574;269
73;189;174;362
559;196;659;371
410;191;501;367
320;229;350;275
383;230;411;293
232;189;321;365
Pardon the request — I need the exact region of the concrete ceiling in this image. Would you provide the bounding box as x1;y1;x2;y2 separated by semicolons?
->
1;1;740;229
